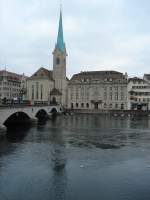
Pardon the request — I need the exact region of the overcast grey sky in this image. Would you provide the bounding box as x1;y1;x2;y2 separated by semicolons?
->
1;0;150;78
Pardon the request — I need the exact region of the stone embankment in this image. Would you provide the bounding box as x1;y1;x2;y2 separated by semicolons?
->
66;109;150;117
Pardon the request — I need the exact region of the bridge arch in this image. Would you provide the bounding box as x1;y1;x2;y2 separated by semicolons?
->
4;111;31;127
35;109;49;119
50;107;58;115
0;105;62;131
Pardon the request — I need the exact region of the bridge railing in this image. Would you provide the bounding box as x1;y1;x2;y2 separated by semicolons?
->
0;100;60;108
0;100;30;107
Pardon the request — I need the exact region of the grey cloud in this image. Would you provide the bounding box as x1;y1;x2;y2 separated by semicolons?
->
1;0;150;78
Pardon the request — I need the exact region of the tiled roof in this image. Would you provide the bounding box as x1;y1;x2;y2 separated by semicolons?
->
144;74;150;80
0;70;27;82
70;70;126;82
128;77;145;82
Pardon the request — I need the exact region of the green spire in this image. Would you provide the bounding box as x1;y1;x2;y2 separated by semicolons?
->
56;8;65;52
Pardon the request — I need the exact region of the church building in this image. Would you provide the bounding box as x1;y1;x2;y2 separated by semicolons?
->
26;8;68;106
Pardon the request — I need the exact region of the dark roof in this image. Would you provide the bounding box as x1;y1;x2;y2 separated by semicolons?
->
128;77;145;82
28;67;54;81
50;88;62;96
0;70;28;82
144;74;150;80
70;70;126;82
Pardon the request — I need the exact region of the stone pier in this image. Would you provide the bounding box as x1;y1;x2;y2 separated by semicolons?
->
0;124;7;135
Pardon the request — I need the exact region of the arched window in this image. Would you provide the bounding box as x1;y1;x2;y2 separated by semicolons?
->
40;84;43;100
76;103;78;108
115;104;118;109
86;103;89;108
52;97;56;104
32;85;34;100
36;82;39;100
121;104;124;110
56;58;60;65
71;103;73;109
81;103;84;108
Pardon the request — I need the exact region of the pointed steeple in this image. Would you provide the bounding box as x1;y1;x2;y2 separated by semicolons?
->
56;7;65;52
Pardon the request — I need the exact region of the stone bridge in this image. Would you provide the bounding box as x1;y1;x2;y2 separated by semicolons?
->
0;105;62;132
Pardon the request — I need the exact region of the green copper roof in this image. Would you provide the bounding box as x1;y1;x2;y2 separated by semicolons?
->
56;9;65;52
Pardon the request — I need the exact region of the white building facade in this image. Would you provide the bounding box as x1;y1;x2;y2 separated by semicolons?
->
67;71;128;110
26;68;54;104
127;77;150;110
0;70;27;102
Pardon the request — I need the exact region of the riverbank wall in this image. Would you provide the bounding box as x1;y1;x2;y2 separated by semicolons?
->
66;109;150;117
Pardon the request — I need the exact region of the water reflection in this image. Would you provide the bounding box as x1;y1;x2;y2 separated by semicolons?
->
0;115;150;200
6;126;30;142
1;115;150;154
66;114;150;130
62;115;150;150
0;125;30;159
50;117;67;200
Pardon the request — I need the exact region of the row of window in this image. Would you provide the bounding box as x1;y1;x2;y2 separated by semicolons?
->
71;103;125;109
70;86;125;92
80;78;125;83
130;92;150;96
131;81;144;84
72;103;89;109
0;81;20;87
0;87;20;92
132;86;150;89
131;98;150;102
70;93;125;101
0;93;19;97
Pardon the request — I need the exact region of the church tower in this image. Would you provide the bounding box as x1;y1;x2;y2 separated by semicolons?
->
53;7;67;106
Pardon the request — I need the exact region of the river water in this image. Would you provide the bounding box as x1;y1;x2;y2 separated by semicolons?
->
0;114;150;200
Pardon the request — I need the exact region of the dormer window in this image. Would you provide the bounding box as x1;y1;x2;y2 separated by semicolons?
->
56;58;60;65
